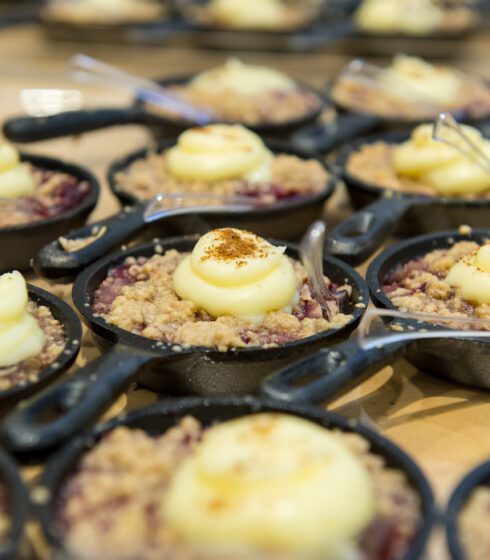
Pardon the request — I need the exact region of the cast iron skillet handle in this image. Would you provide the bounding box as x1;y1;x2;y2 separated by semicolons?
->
33;203;147;282
326;196;413;266
0;347;156;454
2;107;147;143
291;112;380;154
261;337;406;405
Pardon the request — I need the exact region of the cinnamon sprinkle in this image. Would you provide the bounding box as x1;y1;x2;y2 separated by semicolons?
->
200;229;269;268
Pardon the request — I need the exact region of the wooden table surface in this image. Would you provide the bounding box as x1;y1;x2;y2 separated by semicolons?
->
1;22;490;560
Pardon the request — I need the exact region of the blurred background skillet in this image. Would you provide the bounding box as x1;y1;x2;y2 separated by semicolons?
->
446;460;490;560
262;229;490;405
0;235;368;453
325;128;490;265
33;140;336;282
35;397;435;560
0;152;99;272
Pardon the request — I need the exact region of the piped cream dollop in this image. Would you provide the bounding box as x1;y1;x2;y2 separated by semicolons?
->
382;55;463;107
208;0;287;29
0;271;45;368
190;59;296;97
446;245;490;305
163;413;375;555
0;144;35;199
166;124;273;183
173;228;298;323
393;124;490;196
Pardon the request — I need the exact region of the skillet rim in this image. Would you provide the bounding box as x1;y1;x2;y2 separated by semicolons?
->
36;395;436;560
72;235;369;361
446;459;490;560
0;284;83;404
336;129;490;209
106;137;336;213
0;152;100;235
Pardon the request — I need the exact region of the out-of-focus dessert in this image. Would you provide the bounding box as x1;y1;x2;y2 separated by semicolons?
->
0;271;65;391
0;143;90;229
58;413;422;560
177;0;323;31
384;240;490;327
42;0;165;24
459;484;490;560
346;123;490;198
355;0;476;36
114;124;329;204
93;228;352;350
332;55;490;120
165;59;322;126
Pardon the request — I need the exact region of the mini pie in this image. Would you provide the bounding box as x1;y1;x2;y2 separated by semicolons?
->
93;229;352;351
346;123;490;199
0;144;90;230
58;413;422;560
115;124;328;204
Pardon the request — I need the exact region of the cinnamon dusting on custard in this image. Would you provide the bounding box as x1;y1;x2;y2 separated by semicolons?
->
200;228;269;268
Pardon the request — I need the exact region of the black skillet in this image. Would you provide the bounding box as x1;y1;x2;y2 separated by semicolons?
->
325;130;490;265
0;153;99;272
0;235;368;453
0;284;82;410
0;445;29;560
446;460;490;560
36;396;435;560
2;73;326;144
262;229;490;405
33;139;336;282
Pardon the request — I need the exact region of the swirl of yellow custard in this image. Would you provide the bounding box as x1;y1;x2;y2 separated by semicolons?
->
0;144;35;199
166;124;272;183
209;0;287;29
393;124;490;196
0;271;45;368
190;59;296;97
446;245;490;305
163;414;375;554
173;229;298;322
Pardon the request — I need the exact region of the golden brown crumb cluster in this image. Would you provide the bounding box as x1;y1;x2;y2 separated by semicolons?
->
0;301;66;391
115;153;328;203
59;417;421;560
459;485;490;560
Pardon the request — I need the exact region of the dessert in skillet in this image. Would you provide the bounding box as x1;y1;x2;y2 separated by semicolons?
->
354;0;476;36
178;0;322;31
346;123;490;198
459;485;490;560
42;0;165;24
165;59;322;126
0;271;65;391
58;413;422;560
93;228;352;350
115;124;329;203
0;143;89;229
384;241;490;327
331;55;490;120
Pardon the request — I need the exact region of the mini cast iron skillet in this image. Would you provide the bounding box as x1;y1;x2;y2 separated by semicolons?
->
0;445;29;560
34;140;336;282
0;153;99;272
262;229;490;405
446;460;490;560
0;284;82;409
0;235;368;453
325;130;490;265
2;74;326;143
37;397;435;560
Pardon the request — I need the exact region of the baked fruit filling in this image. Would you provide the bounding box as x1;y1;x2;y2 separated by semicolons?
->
332;55;490;120
346;123;490;198
0;144;89;229
384;240;490;327
93;229;352;350
115;124;328;204
58;413;422;560
0;271;65;391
